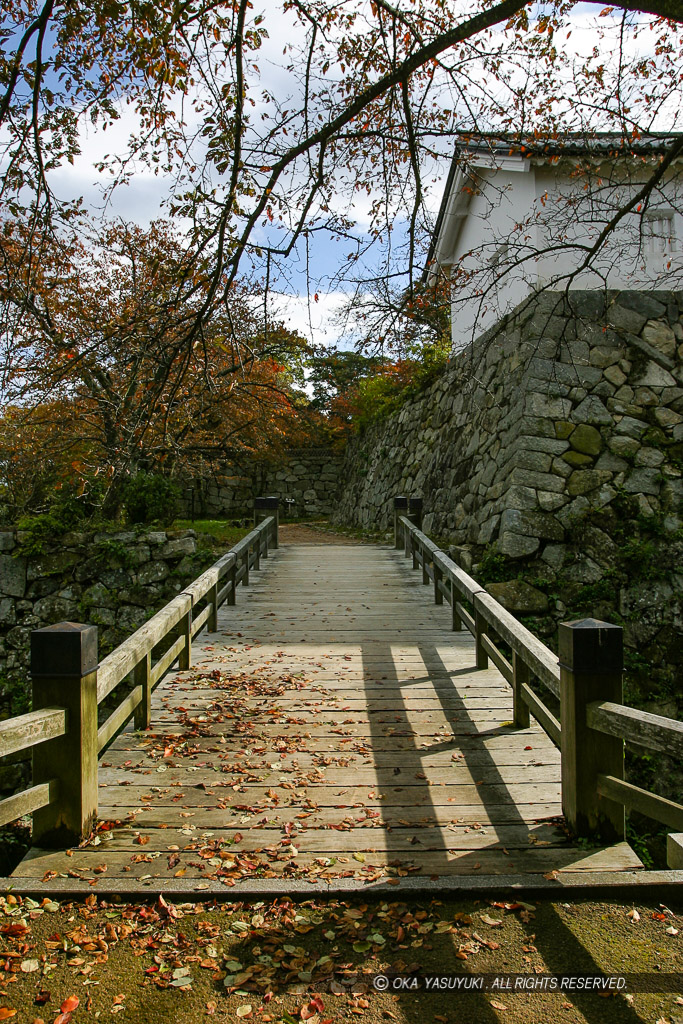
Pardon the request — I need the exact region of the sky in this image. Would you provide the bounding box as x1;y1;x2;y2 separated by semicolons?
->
39;1;683;349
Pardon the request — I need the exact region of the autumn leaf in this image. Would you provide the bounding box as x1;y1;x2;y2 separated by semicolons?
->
60;997;80;1013
0;1011;17;1021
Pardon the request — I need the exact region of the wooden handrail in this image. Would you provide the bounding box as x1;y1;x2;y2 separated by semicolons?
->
0;708;67;759
397;504;683;860
587;701;683;758
0;508;279;845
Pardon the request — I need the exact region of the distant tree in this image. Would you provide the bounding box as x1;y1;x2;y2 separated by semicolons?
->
1;0;683;353
0;217;311;516
306;347;385;417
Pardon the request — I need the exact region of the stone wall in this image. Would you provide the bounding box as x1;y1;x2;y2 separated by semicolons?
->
0;526;212;715
180;448;344;519
335;290;683;722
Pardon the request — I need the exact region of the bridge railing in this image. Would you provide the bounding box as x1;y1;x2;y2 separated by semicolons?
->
396;507;683;869
0;504;279;848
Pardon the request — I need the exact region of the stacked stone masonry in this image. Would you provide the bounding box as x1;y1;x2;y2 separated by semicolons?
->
180;448;344;519
0;528;206;702
335;290;682;725
337;290;682;552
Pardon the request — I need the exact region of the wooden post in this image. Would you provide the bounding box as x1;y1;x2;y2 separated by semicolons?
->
133;651;152;730
667;834;683;869
254;496;280;550
559;618;625;842
451;581;462;631
433;556;443;605
393;496;408;549
407;496;423;531
474;606;488;669
243;547;250;586
208;581;219;632
179;595;192;670
31;623;99;847
227;559;237;605
512;651;531;729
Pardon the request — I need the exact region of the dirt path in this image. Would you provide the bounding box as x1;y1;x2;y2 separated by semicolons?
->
278;521;366;545
0;893;681;1024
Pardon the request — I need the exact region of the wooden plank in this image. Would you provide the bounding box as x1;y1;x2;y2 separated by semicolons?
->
13;842;642;878
97;595;191;701
597;774;683;831
99;764;561;787
191;602;213;638
150;635;186;686
97;802;564;829
587;701;683;758
72;822;567;853
94;781;562;807
521;683;561;749
0;708;66;758
0;780;57;828
480;634;513;683
97;685;144;753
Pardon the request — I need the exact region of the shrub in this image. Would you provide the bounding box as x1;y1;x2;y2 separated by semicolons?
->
122;473;180;524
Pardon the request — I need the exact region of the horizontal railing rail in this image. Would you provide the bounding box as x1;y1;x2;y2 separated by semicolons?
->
394;500;683;868
398;514;561;746
0;499;279;847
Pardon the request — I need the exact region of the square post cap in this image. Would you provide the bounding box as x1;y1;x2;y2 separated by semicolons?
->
254;496;280;509
408;496;423;512
393;495;409;510
558;618;623;674
31;622;98;677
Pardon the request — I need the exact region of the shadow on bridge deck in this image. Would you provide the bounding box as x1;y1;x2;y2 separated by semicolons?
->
12;536;643;893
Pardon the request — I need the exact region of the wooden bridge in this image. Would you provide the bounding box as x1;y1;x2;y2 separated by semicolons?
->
2;500;682;896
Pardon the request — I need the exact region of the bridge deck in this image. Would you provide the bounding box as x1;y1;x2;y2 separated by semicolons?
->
14;532;642;889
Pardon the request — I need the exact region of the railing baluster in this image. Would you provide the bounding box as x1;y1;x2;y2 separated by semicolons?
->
133;651;152;730
393;495;408;548
512;651;531;729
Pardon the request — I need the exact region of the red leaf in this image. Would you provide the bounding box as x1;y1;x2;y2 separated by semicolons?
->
61;996;80;1013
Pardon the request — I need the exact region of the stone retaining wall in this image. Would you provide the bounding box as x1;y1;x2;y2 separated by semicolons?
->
180;448;344;519
0;527;211;717
335;290;683;721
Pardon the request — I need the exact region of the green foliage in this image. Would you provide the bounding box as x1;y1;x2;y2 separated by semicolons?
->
352;338;451;430
122;473;180;524
16;484;107;554
475;545;515;585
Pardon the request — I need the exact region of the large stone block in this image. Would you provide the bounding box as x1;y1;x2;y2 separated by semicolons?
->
515;450;552;473
500;509;564;541
567;469;613;496
0;533;15;553
525;393;573;419
572;395;613;426
0;598;16;625
0;553;26;598
497;532;540;559
569;423;602;455
642;320;677;359
623;468;662;495
161;537;196;559
509;468;566;493
487;580;549;614
32;595;79;622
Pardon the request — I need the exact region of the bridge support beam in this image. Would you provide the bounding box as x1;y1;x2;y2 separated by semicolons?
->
559;618;625;843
